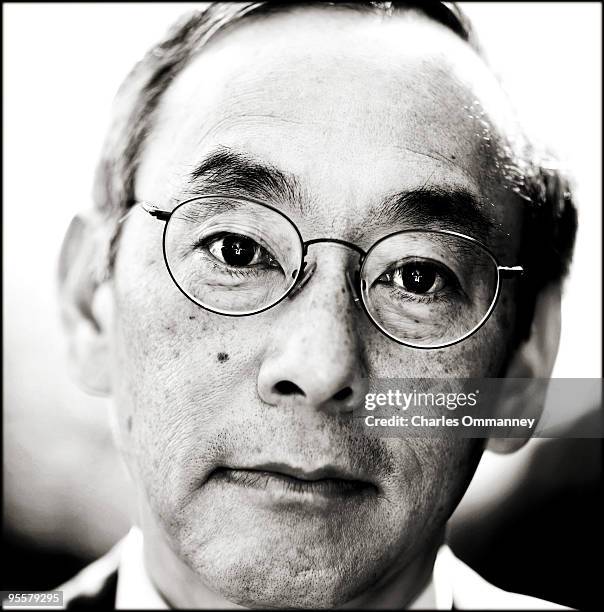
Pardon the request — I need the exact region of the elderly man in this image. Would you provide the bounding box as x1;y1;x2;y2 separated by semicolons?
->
58;2;576;609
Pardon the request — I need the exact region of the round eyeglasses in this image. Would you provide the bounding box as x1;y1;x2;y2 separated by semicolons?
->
124;195;523;349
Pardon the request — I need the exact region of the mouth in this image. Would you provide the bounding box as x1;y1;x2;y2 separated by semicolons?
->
207;463;378;500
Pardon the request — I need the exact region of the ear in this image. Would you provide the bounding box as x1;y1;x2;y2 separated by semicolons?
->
486;282;562;454
58;213;115;396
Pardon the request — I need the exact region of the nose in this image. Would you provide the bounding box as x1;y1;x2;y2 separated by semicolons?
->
257;249;368;413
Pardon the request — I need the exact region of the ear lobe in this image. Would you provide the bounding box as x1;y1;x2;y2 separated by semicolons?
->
487;283;562;454
59;213;114;396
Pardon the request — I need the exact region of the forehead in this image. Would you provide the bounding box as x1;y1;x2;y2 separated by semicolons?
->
136;6;523;246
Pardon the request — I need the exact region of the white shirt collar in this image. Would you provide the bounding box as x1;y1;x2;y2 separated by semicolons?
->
116;527;168;609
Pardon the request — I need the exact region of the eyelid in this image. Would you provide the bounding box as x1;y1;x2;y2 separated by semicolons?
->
380;258;465;297
200;233;281;271
207;234;261;259
386;257;455;280
391;266;446;294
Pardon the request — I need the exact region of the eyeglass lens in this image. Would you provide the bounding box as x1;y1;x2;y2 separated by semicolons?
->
164;197;303;315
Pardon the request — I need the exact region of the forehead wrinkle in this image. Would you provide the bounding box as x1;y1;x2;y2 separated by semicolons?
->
390;144;483;189
170;21;479;143
150;16;492;158
195;110;308;151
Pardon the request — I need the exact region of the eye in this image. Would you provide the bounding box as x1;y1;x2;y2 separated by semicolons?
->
384;260;449;295
206;233;277;268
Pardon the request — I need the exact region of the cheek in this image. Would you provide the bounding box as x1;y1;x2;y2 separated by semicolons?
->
371;436;482;561
414;438;482;512
111;229;265;395
365;303;515;378
108;244;270;503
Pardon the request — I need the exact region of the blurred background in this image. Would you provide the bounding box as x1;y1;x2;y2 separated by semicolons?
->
3;3;602;609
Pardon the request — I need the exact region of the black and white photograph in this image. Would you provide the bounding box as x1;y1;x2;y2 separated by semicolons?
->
3;2;602;610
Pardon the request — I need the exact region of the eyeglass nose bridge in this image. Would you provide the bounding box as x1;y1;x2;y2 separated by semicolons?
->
302;237;366;258
287;238;366;302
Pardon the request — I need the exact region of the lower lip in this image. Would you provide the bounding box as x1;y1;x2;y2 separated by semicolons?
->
207;467;376;507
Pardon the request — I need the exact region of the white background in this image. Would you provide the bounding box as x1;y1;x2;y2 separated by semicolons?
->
4;3;602;554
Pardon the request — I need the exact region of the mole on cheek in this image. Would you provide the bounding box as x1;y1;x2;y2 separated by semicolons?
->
217;352;230;363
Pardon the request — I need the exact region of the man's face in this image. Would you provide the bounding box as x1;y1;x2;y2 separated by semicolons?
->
107;7;524;608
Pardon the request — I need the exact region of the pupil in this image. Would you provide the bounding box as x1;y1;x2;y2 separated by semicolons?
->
221;234;256;266
401;263;436;293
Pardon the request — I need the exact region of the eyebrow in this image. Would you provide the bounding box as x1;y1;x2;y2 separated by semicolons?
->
182;146;500;241
377;185;500;241
183;146;304;209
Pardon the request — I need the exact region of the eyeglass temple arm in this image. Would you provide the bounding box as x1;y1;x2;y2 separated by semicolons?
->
118;201;171;224
140;201;171;221
498;265;524;277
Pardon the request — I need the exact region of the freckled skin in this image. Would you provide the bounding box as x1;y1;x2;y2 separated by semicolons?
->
105;8;525;609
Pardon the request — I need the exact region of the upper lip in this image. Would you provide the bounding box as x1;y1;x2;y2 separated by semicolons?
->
219;462;373;485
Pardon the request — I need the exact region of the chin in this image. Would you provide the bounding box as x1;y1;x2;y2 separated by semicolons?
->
194;551;374;609
175;523;391;609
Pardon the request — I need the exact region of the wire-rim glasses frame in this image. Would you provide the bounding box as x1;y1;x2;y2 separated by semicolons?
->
119;195;524;349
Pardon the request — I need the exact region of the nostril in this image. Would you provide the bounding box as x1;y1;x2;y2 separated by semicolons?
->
333;387;353;401
274;380;306;396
